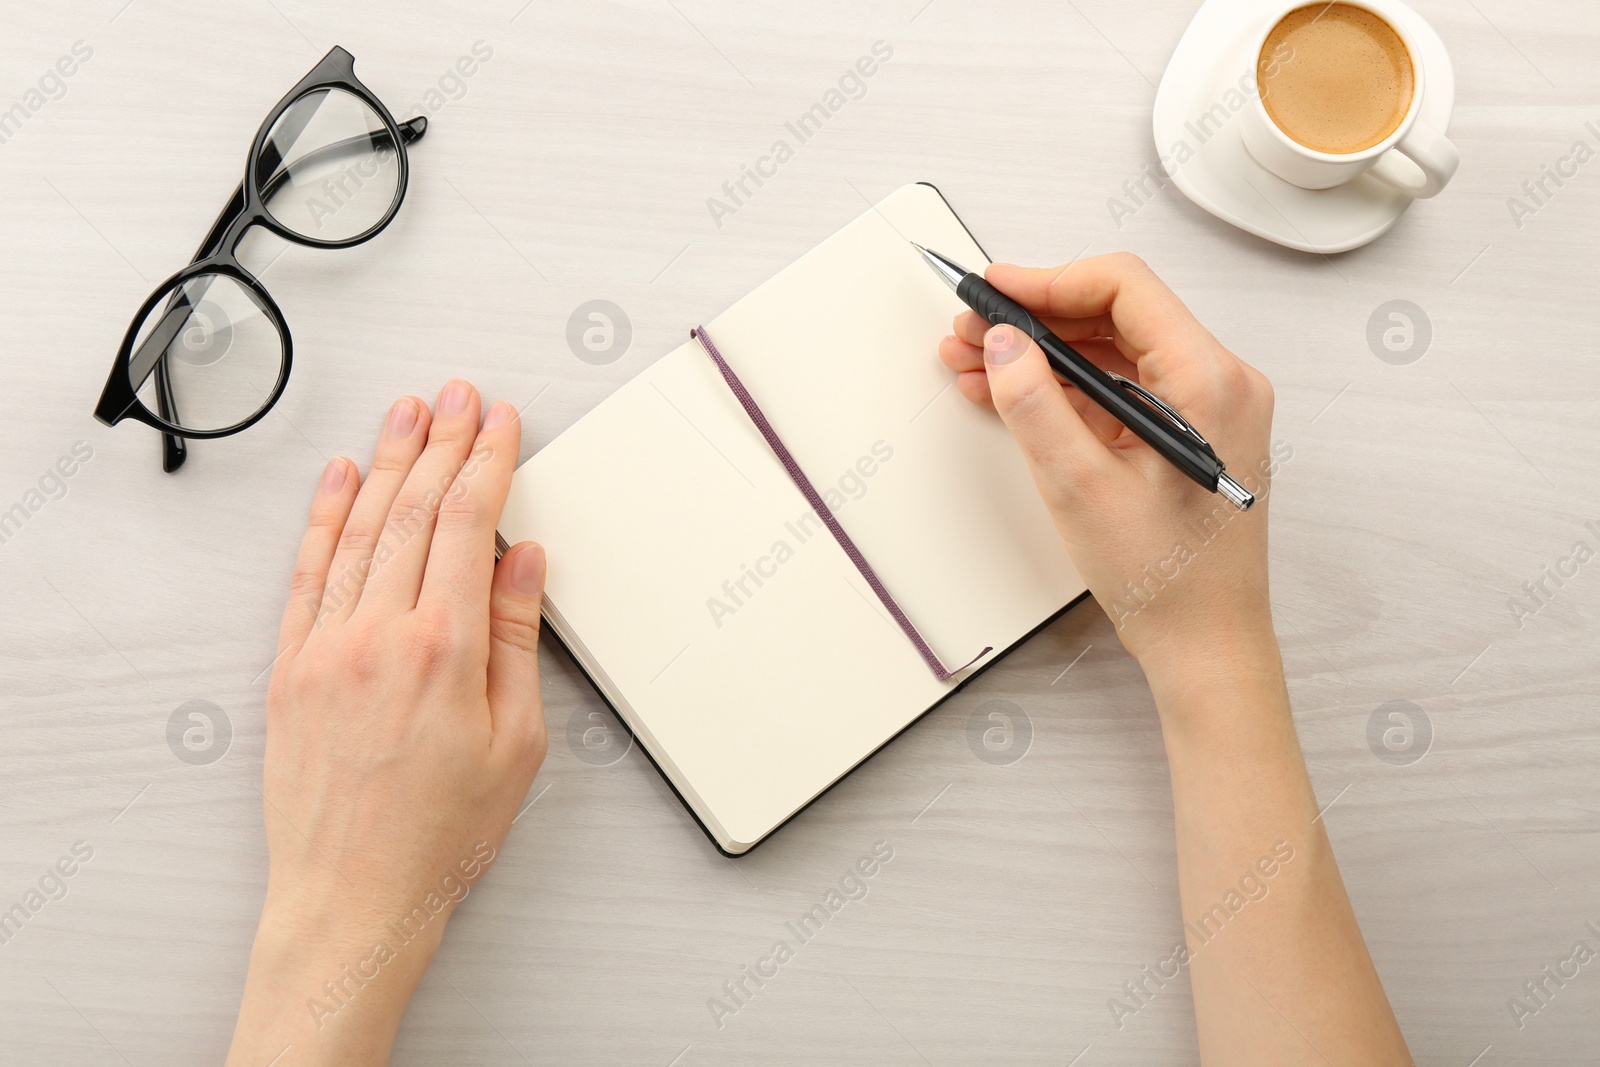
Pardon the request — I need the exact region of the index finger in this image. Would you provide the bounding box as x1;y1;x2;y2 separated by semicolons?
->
277;457;360;657
985;253;1217;364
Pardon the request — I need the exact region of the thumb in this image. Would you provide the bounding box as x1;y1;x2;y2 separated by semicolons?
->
982;325;1114;502
487;541;547;752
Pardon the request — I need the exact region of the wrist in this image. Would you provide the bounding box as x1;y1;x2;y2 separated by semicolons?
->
226;896;443;1066
257;883;447;984
1136;626;1287;725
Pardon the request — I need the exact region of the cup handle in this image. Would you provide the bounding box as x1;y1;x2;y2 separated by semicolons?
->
1368;122;1460;199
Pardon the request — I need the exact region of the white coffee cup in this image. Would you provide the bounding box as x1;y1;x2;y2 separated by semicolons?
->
1239;0;1459;198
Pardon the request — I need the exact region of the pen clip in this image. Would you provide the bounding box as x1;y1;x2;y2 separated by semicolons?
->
1107;374;1211;452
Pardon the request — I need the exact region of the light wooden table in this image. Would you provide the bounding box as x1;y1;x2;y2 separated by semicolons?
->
2;1;1596;1063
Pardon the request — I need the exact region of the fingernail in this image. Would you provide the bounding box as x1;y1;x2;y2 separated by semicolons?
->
984;326;1022;366
482;401;513;431
386;397;418;438
319;458;347;494
438;380;471;418
510;543;546;595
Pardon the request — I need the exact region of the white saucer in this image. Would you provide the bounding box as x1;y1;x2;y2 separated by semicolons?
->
1152;0;1455;253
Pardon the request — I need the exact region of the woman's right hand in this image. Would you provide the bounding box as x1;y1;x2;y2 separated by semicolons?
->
938;253;1283;683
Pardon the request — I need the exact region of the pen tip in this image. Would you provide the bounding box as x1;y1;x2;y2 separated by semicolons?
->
915;244;967;291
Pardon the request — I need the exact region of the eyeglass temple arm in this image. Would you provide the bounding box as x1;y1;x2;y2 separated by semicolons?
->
153;115;427;472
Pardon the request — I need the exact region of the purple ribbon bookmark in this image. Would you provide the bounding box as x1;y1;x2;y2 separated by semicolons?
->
690;325;991;683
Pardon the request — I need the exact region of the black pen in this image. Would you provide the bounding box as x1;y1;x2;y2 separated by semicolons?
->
914;244;1254;511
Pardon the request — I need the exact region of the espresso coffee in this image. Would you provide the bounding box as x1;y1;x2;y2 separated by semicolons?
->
1257;3;1415;155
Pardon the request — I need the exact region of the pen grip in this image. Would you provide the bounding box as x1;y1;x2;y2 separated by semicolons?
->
958;274;1224;492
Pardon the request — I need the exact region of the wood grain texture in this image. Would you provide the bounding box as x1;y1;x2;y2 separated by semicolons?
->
1;1;1596;1064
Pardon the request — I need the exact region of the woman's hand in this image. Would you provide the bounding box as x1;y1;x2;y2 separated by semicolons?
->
939;253;1280;682
226;380;548;1067
945;257;1411;1064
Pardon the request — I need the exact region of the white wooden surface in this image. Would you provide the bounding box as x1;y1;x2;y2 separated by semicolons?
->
2;1;1597;1064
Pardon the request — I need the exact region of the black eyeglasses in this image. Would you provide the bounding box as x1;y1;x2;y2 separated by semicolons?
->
94;46;427;472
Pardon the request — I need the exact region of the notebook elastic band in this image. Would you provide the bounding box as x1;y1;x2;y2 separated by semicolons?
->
690;325;991;683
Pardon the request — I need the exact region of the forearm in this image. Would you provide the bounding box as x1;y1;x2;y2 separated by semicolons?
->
224;896;442;1067
1144;643;1411;1066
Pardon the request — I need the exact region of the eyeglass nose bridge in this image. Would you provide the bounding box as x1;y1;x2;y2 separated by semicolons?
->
211;207;261;265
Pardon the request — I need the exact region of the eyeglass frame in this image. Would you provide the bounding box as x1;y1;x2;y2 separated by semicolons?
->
93;45;427;473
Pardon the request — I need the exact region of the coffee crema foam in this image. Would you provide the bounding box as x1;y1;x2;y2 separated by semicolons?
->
1257;3;1414;155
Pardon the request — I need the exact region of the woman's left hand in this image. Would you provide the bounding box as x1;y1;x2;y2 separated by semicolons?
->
226;380;548;1067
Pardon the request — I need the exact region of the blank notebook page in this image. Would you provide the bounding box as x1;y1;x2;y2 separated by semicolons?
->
499;183;1085;851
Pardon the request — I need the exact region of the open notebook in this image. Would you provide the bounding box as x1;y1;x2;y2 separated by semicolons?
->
499;183;1087;853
